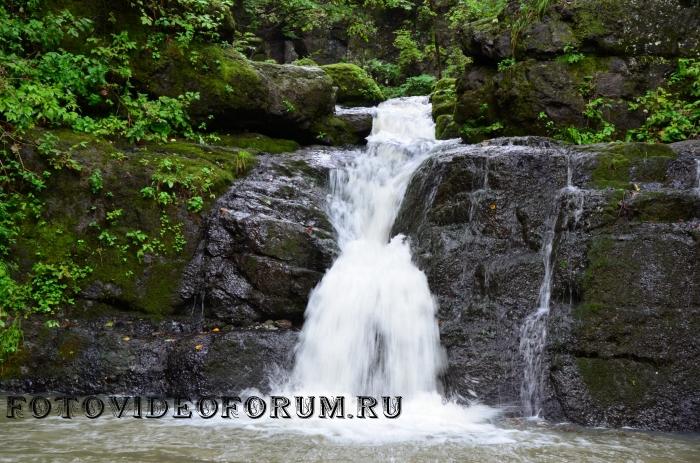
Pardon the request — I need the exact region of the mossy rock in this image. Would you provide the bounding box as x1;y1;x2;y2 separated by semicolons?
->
215;133;299;153
321;63;385;107
576;357;659;407
311;115;370;146
580;142;677;189
132;43;335;142
431;78;457;119
435;115;460;140
11;129;276;316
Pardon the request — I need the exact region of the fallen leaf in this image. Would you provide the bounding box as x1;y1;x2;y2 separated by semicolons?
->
212;327;220;333
195;344;204;351
122;336;130;341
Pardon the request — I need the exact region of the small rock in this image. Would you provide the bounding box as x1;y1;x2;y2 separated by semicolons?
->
274;319;293;330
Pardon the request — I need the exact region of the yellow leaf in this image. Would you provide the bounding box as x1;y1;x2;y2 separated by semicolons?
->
212;327;220;333
195;344;204;351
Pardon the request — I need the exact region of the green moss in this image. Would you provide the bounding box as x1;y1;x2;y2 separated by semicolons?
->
431;78;457;120
12;130;252;316
312;116;363;146
629;191;698;222
133;43;266;119
216;133;299;153
321;63;384;106
576;357;656;406
586;143;676;189
577;236;616;317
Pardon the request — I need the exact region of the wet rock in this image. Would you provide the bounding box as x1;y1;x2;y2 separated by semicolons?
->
179;148;344;326
0;316;297;396
394;137;700;431
335;110;374;143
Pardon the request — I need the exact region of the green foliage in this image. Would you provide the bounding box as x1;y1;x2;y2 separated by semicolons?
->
283;99;297;113
0;1;202;143
89;169;104;194
235;150;254;175
560;44;585;65
447;0;507;28
497;58;516;72
444;47;472;78
131;0;234;48
627;58;700;143
388;74;437;98
460;103;503;143
541;98;617;145
364;59;401;87
393;29;424;74
448;0;553;56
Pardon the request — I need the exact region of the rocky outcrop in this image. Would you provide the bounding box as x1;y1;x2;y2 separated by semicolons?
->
0;314;297;396
2;137;343;395
448;0;700;141
393;137;700;431
179;148;345;326
133;44;337;143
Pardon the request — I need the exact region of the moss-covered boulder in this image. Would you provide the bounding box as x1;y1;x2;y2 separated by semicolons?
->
321;63;385;107
132;44;336;143
11;129;297;317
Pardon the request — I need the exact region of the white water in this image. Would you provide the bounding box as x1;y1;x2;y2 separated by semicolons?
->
519;153;584;418
695;159;700;195
259;97;500;441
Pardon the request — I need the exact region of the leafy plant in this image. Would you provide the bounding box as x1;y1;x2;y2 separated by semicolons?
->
235;150;253;175
560;44;585;64
627;58;700;143
497;58;516;72
393;29;424;73
541;98;617;144
89;169;104;194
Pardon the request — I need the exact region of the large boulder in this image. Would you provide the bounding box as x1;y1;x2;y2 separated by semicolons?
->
133;44;337;143
179;147;347;326
321;63;385;107
393;137;700;431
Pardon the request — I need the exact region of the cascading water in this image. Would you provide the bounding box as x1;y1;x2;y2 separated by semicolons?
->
519;153;584;418
290;97;446;396
266;97;502;441
695;159;700;196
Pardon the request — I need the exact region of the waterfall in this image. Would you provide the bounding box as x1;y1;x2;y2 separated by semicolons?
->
519;153;584;418
695;159;700;196
244;97;501;442
289;97;446;396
